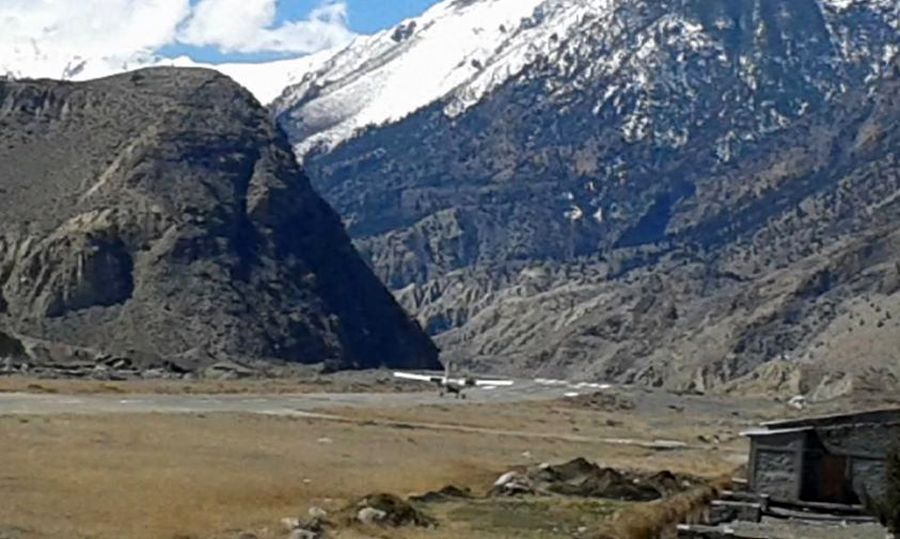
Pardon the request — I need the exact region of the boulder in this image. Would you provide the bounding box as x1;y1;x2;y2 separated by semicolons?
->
356;507;387;526
490;471;536;496
352;493;435;528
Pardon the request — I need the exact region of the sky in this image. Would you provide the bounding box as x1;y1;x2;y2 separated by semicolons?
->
161;0;442;62
0;0;442;72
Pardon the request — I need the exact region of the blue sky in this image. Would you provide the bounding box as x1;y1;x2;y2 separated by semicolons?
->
161;0;442;63
306;0;438;33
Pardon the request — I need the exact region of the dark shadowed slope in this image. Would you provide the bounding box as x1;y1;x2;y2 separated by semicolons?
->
0;67;439;371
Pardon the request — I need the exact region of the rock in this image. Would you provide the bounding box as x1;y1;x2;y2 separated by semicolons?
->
490;471;535;496
284;509;331;539
287;523;327;539
352;493;435;528
0;68;439;373
356;507;387;526
788;395;808;410
202;360;256;380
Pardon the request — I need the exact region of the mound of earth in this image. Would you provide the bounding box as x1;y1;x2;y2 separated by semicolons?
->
0;68;438;372
492;458;700;502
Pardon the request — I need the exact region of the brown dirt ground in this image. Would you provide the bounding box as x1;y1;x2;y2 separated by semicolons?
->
0;392;755;539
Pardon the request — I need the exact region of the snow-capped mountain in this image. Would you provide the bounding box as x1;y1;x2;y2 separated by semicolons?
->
274;0;899;158
282;0;900;387
0;48;330;106
3;0;900;388
271;0;548;156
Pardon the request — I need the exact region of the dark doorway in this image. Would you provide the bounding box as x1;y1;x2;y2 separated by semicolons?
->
802;447;857;504
820;455;850;502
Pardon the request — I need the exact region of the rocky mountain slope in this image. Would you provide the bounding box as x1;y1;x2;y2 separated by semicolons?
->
0;68;439;372
274;0;900;391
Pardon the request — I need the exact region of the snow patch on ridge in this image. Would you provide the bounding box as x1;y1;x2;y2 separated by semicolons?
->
274;0;551;158
276;0;898;160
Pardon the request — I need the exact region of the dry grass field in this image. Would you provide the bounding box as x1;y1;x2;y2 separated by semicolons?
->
0;380;808;539
0;374;406;396
0;384;780;538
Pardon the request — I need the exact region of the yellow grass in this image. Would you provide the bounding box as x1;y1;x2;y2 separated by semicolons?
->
0;376;402;395
0;413;498;538
0;396;744;538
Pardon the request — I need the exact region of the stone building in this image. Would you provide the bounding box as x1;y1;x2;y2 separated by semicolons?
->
744;408;900;505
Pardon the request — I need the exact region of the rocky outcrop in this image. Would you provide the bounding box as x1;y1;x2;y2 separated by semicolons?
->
0;68;439;371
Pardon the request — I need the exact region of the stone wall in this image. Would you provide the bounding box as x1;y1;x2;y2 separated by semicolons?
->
821;423;900;457
820;422;900;499
750;431;806;502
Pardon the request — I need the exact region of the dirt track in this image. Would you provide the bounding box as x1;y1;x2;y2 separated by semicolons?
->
0;381;705;451
0;377;575;413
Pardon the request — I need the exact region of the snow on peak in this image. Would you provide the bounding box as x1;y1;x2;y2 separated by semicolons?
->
274;0;561;157
274;0;900;159
3;0;896;159
0;49;332;107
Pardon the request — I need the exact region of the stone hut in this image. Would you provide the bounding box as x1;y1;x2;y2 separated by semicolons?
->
744;408;900;505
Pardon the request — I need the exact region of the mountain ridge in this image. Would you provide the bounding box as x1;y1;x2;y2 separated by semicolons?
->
281;0;900;392
0;67;439;372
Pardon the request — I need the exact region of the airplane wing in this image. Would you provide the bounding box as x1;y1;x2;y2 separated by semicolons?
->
393;372;443;384
474;379;514;387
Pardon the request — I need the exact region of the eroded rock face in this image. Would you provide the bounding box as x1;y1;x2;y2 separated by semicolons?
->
0;68;439;371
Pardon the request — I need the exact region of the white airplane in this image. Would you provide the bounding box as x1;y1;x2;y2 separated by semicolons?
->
393;361;514;399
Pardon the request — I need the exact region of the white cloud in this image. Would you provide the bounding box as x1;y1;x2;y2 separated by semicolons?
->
0;0;354;80
0;0;192;77
180;0;354;54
